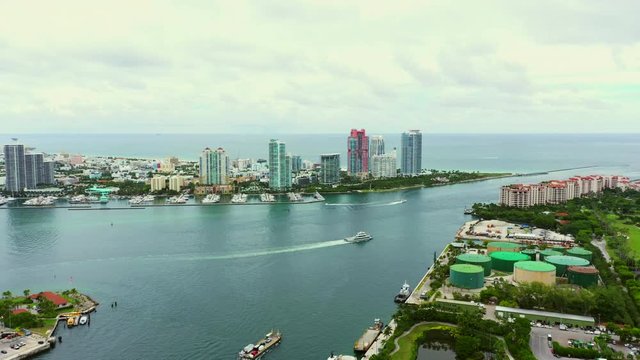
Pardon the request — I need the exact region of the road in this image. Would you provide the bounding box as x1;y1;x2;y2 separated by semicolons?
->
530;326;631;360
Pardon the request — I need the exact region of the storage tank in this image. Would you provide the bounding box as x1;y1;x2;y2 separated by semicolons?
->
520;249;538;261
449;264;485;289
513;261;556;286
487;242;521;254
539;249;563;262
456;254;492;276
490;252;530;273
566;247;593;263
567;266;599;288
544;255;590;277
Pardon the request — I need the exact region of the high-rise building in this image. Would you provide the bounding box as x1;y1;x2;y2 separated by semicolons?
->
268;139;291;190
25;153;44;189
150;176;166;192
370;135;385;157
401;130;422;176
291;155;302;173
371;150;397;179
168;176;184;192
3;143;26;193
347;129;369;176
320;154;341;184
42;161;56;185
200;147;229;185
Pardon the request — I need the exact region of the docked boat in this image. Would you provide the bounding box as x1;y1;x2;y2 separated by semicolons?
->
99;194;109;204
464;208;474;215
260;193;276;202
142;195;155;202
313;191;325;201
286;192;303;202
78;315;88;325
167;194;188;204
231;193;248;204
0;196;8;206
327;353;356;360
202;194;221;204
344;232;372;243
238;330;282;360
69;195;98;204
394;281;411;303
24;196;57;206
354;319;383;353
129;196;144;205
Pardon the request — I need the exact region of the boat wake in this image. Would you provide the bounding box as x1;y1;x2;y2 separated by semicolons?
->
325;199;406;207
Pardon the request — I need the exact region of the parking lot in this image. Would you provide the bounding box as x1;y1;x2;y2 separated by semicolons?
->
0;333;49;359
530;326;632;360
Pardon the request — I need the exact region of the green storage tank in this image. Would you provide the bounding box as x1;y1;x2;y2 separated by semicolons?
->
449;264;485;289
490;252;530;273
456;254;492;276
520;249;538;261
566;247;593;263
539;249;563;262
544;255;590;277
551;245;567;254
567;266;599;287
487;242;521;254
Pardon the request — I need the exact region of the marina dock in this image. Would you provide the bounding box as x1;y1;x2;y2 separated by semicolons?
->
354;319;383;353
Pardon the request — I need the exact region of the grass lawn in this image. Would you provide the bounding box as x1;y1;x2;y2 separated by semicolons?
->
391;323;452;360
607;214;640;257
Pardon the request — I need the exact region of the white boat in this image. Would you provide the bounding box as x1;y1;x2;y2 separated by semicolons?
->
129;196;144;205
313;191;325;201
24;196;56;206
0;196;8;206
287;192;303;202
231;193;248;203
328;354;356;360
344;232;373;243
202;194;221;204
394;281;411;303
78;315;88;325
142;195;155;202
167;194;188;204
260;193;276;202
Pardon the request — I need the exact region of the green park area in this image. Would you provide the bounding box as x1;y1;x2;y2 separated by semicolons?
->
606;213;640;257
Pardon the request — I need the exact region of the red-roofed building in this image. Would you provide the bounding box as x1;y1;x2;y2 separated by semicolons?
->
30;291;69;308
11;308;28;315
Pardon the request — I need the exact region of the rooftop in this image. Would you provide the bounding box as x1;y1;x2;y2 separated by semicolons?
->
495;306;595;323
514;261;556;272
450;264;484;274
490;252;530;261
544;255;590;266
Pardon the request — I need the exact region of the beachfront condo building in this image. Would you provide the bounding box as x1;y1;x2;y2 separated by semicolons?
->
347;129;369;177
320;153;341;184
269;139;292;191
3;143;26;193
169;176;185;192
401;130;422;176
200;147;229;185
371;150;398;179
291;155;302;173
370;135;385;157
25;153;44;189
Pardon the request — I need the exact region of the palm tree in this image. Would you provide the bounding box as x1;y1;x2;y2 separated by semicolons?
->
2;290;12;299
23;289;30;298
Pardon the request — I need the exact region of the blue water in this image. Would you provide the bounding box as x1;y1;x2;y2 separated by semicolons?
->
0;134;638;359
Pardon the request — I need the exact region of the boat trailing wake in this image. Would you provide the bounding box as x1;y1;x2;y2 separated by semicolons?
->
325;199;407;207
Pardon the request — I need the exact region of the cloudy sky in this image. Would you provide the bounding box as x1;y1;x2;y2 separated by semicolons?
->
0;0;639;134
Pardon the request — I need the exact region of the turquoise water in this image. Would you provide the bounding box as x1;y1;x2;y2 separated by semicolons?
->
0;134;639;359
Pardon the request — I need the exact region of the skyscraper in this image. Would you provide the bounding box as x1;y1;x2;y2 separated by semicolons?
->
320;154;341;184
370;135;385;157
347;129;369;176
199;147;229;185
371;149;397;179
269;139;291;190
3;143;26;193
290;155;302;173
25;153;44;189
42;161;56;185
401;130;422;176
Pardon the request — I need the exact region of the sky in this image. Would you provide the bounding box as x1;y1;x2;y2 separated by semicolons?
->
0;0;639;134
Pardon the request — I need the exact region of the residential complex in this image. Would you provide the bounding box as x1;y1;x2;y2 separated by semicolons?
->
200;147;229;185
369;135;385;157
268;139;291;191
150;176;167;192
371;151;397;179
500;175;632;207
320;153;341;184
347;129;369;177
401;130;422;176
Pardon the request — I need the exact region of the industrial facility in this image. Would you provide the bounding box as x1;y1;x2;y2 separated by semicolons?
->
487;241;521;254
544;255;590;277
449;264;485;289
456;253;492;276
513;261;556;286
489;251;530;272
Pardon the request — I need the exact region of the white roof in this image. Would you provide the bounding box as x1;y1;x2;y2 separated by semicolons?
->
495;306;594;322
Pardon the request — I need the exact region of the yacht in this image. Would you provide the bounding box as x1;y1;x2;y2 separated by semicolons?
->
78;315;88;325
394;281;411;303
287;192;303;202
142;195;155;202
313;191;325;201
167;194;188;204
99;194;109;204
231;193;248;204
129;196;144;205
0;196;8;206
24;196;56;206
328;354;356;360
260;193;276;202
202;194;221;204
344;232;373;243
238;330;282;360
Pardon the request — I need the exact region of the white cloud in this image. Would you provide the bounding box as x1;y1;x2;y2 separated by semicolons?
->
0;0;638;133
